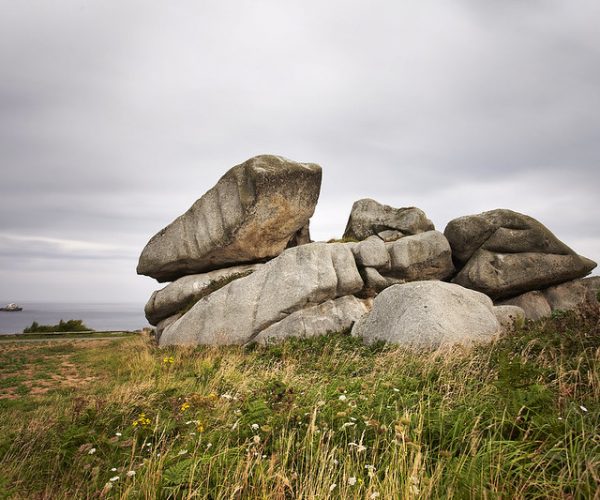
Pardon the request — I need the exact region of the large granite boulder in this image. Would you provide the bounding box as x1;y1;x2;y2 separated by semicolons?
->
352;281;503;348
137;155;322;282
144;264;262;326
253;296;371;345
159;243;364;346
445;209;596;299
343;199;434;242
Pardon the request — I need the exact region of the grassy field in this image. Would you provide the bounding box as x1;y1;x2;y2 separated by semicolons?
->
0;308;598;499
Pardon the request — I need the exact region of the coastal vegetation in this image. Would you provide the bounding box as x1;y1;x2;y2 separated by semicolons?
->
0;308;598;499
22;319;93;334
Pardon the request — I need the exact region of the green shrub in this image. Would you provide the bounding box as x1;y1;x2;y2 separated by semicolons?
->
23;319;93;333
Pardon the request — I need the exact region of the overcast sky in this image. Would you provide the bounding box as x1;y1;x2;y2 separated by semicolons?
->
1;0;598;303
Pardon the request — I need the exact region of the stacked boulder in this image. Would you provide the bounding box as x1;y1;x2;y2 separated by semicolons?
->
343;199;454;294
443;209;597;319
138;155;598;349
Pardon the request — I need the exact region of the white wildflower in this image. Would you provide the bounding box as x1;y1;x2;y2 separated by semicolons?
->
110;467;117;472
88;448;96;455
251;423;260;431
126;470;136;477
338;394;347;401
115;432;122;437
348;476;357;486
206;442;213;449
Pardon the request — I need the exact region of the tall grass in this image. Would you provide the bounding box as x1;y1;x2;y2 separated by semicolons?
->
0;305;598;499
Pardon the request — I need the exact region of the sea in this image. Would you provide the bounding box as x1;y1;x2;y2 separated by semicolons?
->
0;302;149;335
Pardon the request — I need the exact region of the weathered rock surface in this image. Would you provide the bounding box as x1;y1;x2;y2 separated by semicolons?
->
253;296;371;345
445;209;575;266
137;155;322;282
343;199;434;242
360;267;405;294
493;305;525;331
385;231;454;281
454;250;596;300
159;243;363;346
583;276;600;293
155;313;183;343
351;237;390;270
145;264;262;326
352;281;501;348
446;209;596;299
543;279;597;311
498;291;552;321
497;277;600;320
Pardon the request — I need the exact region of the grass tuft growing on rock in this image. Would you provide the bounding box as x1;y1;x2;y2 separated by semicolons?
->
0;307;599;499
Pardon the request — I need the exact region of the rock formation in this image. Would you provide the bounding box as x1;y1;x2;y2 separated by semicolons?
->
445;209;596;299
138;155;597;349
159;243;363;346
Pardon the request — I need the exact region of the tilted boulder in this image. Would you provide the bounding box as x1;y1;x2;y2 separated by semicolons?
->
144;264;262;326
352;281;504;348
343;199;434;242
253;296;371;345
445;209;596;299
159;243;364;346
137;155;322;282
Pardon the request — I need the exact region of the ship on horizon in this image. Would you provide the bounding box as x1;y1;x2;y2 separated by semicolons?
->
0;303;23;312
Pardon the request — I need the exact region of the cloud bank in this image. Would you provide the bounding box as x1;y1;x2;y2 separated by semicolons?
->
1;0;598;301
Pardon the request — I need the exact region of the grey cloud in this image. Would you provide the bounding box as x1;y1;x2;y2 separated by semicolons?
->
0;0;598;302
